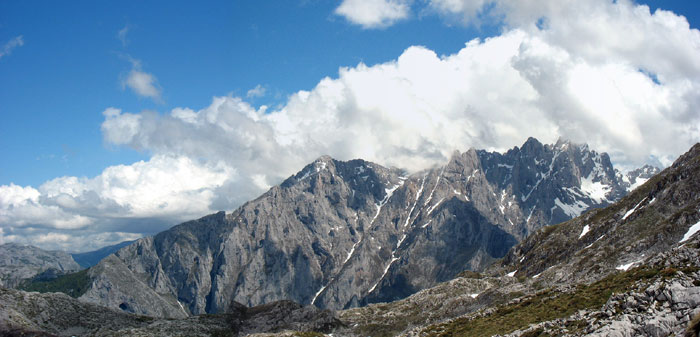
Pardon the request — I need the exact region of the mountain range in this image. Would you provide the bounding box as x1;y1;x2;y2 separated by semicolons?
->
69;138;657;316
5;138;699;337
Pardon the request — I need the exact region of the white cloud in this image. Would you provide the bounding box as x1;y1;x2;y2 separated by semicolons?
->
102;108;142;145
246;84;267;98
2;0;700;252
0;156;233;251
123;68;162;102
427;0;491;24
120;55;163;102
117;25;131;47
0;35;24;60
335;0;411;29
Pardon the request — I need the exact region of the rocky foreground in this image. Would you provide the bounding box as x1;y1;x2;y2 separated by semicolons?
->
2;234;697;336
0;290;342;337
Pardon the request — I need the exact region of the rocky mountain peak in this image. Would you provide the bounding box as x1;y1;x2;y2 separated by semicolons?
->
70;137;662;317
501;141;700;283
673;142;700;167
521;136;545;154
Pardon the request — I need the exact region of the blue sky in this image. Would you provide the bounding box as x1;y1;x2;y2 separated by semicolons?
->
1;0;697;186
1;0;699;251
0;1;500;187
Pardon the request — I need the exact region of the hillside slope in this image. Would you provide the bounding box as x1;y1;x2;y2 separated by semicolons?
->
386;142;700;336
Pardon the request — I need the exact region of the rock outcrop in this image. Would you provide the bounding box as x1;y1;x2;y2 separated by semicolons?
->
0;286;342;337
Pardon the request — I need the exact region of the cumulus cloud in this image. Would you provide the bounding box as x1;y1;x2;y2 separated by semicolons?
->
0;35;24;60
121;56;163;102
335;0;411;29
0;156;232;251
98;0;700;184
124;69;162;101
2;0;700;251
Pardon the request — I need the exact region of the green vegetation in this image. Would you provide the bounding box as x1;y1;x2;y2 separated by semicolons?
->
456;270;483;279
422;266;696;337
519;328;550;337
18;268;91;298
293;332;326;337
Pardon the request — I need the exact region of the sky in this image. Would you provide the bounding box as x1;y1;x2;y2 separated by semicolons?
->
1;0;699;252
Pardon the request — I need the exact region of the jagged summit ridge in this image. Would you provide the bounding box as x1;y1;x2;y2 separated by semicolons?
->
500;142;700;284
75;138;653;317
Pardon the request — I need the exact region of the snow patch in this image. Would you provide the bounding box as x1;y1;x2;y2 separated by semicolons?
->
629;177;648;191
371;181;404;224
680;219;700;243
344;241;359;264
424;166;445;206
403;176;426;228
585;234;605;249
616;261;638;271
526;207;535;224
467;169;479;183
368;257;399;294
554;198;588;218
506;270;517;277
427;198;445;215
532;272;541;279
622;197;647;221
469;293;479;299
522;151;561;202
498;190;508;214
422;219;432;228
580;176;611;204
177;300;188;315
564;187;584;198
578;225;590;239
397;234;407;247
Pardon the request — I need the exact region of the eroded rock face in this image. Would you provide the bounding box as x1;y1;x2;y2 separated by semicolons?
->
0;243;81;288
0;286;152;336
80;138;644;316
226;300;343;335
0;286;342;337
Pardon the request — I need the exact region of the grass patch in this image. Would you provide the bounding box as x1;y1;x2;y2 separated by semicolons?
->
457;270;483;279
293;332;325;337
18;268;91;298
422;266;676;337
